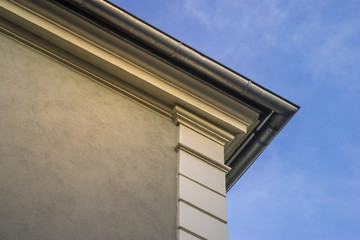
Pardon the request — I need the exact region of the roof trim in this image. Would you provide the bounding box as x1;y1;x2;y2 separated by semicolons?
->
59;0;300;191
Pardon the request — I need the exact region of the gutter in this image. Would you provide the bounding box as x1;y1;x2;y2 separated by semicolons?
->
60;0;300;191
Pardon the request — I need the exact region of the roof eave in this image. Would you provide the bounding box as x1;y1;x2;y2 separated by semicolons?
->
59;0;300;191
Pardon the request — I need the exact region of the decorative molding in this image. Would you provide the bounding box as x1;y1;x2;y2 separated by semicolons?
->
176;145;231;173
178;175;227;222
178;201;228;240
177;149;227;196
179;174;226;198
0;12;174;121
178;199;227;224
0;0;259;164
178;227;205;240
173;105;234;146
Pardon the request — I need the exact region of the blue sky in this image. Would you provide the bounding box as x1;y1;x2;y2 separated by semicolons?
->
112;0;360;239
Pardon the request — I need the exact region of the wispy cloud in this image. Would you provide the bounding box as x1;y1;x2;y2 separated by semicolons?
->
184;0;214;28
181;0;360;79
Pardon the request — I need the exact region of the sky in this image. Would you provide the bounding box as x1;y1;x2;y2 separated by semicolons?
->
111;0;360;239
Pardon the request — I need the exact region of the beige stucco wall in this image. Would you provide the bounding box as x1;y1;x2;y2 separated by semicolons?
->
0;33;178;240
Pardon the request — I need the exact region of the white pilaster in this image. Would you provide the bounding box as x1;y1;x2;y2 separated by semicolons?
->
174;106;232;240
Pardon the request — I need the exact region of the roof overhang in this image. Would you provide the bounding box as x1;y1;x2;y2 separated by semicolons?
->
0;0;299;191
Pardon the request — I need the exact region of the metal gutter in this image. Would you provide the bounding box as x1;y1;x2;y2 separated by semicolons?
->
61;0;300;191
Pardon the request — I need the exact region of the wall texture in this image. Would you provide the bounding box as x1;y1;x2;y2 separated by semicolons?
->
0;33;178;240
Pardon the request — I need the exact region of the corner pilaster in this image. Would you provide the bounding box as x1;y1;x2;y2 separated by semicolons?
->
173;106;232;240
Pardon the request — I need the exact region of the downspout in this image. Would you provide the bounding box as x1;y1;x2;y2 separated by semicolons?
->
61;0;300;191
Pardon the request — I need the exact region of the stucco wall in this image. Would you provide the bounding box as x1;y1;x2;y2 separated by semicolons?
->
0;33;178;240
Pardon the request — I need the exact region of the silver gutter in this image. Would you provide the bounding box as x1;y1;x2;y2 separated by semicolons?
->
61;0;300;191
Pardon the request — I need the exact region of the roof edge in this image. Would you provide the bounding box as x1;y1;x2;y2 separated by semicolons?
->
60;0;300;191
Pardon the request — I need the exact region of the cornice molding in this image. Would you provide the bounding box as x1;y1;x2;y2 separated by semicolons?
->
0;0;259;161
172;105;234;146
